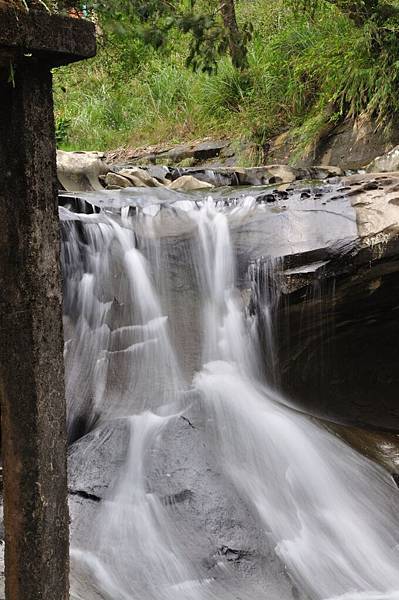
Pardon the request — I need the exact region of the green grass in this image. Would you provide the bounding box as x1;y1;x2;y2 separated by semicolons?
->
53;0;399;161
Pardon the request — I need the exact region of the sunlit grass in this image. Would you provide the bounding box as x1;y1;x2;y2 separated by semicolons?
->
54;0;399;160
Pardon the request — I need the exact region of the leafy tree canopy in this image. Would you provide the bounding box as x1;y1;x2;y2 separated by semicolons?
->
82;0;252;73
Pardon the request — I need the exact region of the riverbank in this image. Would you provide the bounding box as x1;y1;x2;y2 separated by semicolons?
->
103;121;399;172
54;1;399;166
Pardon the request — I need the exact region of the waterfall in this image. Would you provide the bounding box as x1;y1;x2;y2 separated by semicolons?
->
61;196;399;600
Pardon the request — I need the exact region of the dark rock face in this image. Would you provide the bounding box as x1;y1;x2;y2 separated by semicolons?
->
68;414;305;600
251;173;399;430
311;120;399;170
104;120;399;173
273;260;399;430
264;119;399;171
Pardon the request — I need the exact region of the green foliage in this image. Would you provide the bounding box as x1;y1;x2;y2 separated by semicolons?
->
54;0;399;160
83;0;251;73
55;116;71;146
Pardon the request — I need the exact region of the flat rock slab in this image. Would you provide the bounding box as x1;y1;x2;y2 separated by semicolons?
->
106;138;231;166
68;414;305;600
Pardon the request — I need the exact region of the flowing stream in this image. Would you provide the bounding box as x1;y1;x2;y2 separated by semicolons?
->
61;193;399;600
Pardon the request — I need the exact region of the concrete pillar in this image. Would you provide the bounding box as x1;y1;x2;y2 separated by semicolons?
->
0;8;95;599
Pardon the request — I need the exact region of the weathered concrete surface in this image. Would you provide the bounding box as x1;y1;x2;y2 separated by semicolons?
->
0;8;95;600
0;7;96;67
0;60;69;600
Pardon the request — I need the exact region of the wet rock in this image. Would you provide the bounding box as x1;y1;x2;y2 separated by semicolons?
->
242;165;298;185
218;545;251;562
250;172;399;431
69;489;101;503
169;167;236;187
168;175;214;191
63;151;344;190
367;145;399;173
118;166;163;187
161;489;193;506
68;415;304;600
57;150;109;192
104;172;132;188
323;421;399;474
142;164;171;184
60;170;399;433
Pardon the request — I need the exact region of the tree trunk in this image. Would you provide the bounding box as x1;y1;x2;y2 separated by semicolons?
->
219;0;247;68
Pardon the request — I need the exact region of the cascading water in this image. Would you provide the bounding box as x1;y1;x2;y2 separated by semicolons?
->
61;193;399;600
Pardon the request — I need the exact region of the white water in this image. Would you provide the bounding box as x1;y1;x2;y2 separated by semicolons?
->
62;198;399;600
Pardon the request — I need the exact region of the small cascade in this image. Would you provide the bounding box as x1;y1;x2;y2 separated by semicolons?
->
61;212;183;438
71;412;206;600
61;193;399;600
249;256;284;385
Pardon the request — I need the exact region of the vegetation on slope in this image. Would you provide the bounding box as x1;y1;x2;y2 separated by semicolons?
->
54;0;399;161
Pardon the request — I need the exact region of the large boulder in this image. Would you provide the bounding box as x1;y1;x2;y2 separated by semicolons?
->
57;150;109;192
367;145;399;173
104;172;132;188
250;172;399;430
68;413;305;600
118;167;163;187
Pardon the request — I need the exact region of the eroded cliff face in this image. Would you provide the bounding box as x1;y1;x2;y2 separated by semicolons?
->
250;172;399;430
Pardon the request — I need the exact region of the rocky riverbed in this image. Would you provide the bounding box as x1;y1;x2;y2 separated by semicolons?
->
56;151;399;437
61;172;399;599
56;159;399;458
